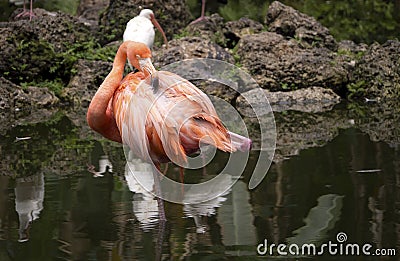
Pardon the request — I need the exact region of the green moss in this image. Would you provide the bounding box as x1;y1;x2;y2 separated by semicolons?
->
173;29;192;39
14;38;117;97
61;40;118;63
280;82;297;90
347;80;366;99
213;31;227;47
337;48;366;60
21;79;65;96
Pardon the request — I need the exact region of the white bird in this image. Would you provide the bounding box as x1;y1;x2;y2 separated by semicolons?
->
123;9;168;70
123;9;168;49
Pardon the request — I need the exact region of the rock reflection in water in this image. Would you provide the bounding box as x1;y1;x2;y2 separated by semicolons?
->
0;176;10;242
57;154;115;261
287;194;344;246
14;173;44;243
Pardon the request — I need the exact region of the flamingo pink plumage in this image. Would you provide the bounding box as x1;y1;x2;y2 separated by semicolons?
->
87;41;251;167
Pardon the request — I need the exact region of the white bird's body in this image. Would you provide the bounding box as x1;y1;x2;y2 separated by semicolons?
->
123;14;156;48
123;9;168;70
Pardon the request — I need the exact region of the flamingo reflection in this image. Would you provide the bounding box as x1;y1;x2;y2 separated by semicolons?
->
124;158;159;230
124;156;234;233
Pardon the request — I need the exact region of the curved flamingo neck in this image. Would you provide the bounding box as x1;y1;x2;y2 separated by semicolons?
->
87;41;152;142
87;43;131;142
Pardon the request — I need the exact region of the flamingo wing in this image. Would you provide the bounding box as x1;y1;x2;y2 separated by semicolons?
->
154;71;219;116
113;72;187;164
148;71;238;153
113;70;251;165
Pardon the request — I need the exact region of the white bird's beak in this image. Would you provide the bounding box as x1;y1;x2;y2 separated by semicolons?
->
150;15;169;48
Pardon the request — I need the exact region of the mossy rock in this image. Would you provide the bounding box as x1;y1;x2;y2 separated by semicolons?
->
349;40;400;100
1;8;119;93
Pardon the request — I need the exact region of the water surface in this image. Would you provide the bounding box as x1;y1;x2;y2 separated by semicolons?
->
0;101;399;260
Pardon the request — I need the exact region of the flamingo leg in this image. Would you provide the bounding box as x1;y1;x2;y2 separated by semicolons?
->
179;167;185;196
190;0;207;24
15;0;27;18
155;218;166;260
200;0;206;18
29;0;34;20
15;0;35;21
163;162;169;175
179;167;184;184
154;163;167;221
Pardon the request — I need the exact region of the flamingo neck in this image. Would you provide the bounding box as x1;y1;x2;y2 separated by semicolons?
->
87;43;129;138
91;44;127;108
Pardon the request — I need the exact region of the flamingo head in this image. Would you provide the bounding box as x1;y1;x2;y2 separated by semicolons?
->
126;41;156;75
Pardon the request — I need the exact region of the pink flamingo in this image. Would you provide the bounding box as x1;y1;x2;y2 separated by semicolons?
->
87;41;251;219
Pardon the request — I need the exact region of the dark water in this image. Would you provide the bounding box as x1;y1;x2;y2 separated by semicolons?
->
0;101;399;260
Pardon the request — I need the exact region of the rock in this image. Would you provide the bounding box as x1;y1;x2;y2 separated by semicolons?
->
77;0;109;29
272;109;351;161
158;57;253;103
352;100;400;146
0;8;94;84
333;40;368;79
184;15;264;49
185;14;228;47
337;40;368;54
225;17;264;39
243;104;352;162
0;77;18;111
236;87;341;116
61;59;112;107
99;0;191;44
8;8;92;52
153;37;235;68
350;40;400;100
190;80;239;104
0;77;59;135
266;1;337;51
236;31;348;92
15;86;59;108
0;77;59;110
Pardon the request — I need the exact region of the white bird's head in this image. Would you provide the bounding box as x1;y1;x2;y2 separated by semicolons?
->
138;9;154;20
137;9;169;48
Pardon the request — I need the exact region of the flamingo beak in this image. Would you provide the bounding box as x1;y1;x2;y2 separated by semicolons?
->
139;57;156;73
150;15;169;48
139;57;159;91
